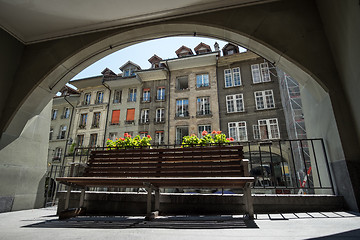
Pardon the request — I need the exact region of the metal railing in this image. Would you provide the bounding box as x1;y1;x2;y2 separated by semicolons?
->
45;138;334;206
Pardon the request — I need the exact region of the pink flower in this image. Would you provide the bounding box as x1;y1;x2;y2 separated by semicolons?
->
124;133;129;138
226;138;230;141
202;130;208;136
217;131;222;134
115;138;118;140
107;138;110;141
120;138;125;141
229;137;234;141
211;130;217;134
128;134;132;138
191;134;196;137
147;135;151;139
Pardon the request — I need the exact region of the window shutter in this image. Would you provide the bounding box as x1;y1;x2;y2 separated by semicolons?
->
126;109;135;121
111;110;120;124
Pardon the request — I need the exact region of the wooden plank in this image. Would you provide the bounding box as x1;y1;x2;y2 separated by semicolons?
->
85;166;242;173
83;171;243;178
87;160;242;168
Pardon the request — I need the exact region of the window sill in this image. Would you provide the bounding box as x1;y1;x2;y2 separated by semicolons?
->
175;89;190;93
225;111;247;115
251;80;273;85
223;85;243;89
196;86;211;91
196;114;213;118
174;116;190;120
254;107;277;112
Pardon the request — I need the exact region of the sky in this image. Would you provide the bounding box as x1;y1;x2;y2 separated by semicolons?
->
71;36;246;81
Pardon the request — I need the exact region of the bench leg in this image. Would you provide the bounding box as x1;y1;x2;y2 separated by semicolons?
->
154;188;160;212
64;186;72;209
244;183;254;219
146;187;152;219
79;189;85;207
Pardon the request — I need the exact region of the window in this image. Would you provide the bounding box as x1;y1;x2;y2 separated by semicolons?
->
79;113;87;128
258;118;280;139
197;97;211;116
49;127;53;140
63;107;70;119
155;108;165;123
140;109;150;124
54;147;62;161
251;62;271;83
176;76;188;90
126;108;135;124
196;74;209;88
254;90;275;110
51;109;58;120
198;125;212;137
228;121;248;141
155;131;164;145
123;69;134;77
96;91;104;104
253;125;261;140
226;94;244;113
109;132;117;141
142;88;150;102
84;93;91;105
92;112;101;128
111;110;120;125
176;126;189;145
128;88;137;102
59;125;67;139
176;99;189;117
157;87;165;101
113;90;122;103
139;131;148;138
224;68;241;87
89;134;98;147
77;135;84;147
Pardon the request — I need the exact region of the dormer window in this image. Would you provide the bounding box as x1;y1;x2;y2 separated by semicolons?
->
194;42;212;55
175;46;194;58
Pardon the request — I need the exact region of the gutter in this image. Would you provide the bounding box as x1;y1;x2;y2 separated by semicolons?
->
163;61;171;145
102;79;111;147
62;94;75;168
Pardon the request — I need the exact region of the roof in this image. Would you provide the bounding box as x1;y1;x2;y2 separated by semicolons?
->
119;60;141;71
148;54;162;63
175;45;194;56
194;42;211;54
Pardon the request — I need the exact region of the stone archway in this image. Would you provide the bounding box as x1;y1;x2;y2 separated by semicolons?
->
1;0;358;212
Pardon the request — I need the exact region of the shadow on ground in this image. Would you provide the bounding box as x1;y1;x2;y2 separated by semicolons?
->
23;215;258;229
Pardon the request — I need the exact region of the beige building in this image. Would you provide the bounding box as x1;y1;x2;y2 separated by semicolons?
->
104;61;142;140
164;43;220;144
70;76;110;149
48;86;79;168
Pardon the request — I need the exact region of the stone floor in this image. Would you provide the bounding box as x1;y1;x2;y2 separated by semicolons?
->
0;207;359;240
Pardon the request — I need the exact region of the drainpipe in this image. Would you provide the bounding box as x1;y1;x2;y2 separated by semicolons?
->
215;51;222;132
163;61;171;145
102;79;111;148
62;94;75;168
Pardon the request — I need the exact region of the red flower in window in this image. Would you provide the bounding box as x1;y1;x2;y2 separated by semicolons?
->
120;138;125;141
229;137;234;141
211;130;217;134
217;131;222;134
147;135;151;139
202;130;208;136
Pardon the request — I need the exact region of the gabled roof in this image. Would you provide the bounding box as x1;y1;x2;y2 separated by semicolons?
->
148;54;162;64
175;45;194;57
222;43;240;56
119;60;141;71
58;85;79;96
194;42;211;54
101;67;117;77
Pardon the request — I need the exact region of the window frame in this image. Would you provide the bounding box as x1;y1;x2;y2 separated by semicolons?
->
198;125;212;137
140;109;150;124
84;93;91;105
96;91;104;104
113;90;122;104
197;96;211;116
156;108;165;123
176;99;189;117
156;87;166;101
228;121;248;142
128;88;137;102
92;112;101;128
258;118;280;140
254;90;275;110
226;94;244;113
196;74;210;88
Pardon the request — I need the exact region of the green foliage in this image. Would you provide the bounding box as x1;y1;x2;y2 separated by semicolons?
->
106;133;152;149
181;130;234;147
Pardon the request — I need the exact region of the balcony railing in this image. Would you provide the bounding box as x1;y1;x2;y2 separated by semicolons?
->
78;124;86;129
175;111;189;118
125;120;135;124
139;119;150;125
91;123;100;128
141;97;151;103
196;110;212;117
154;118;165;124
109;121;120;125
155;95;166;101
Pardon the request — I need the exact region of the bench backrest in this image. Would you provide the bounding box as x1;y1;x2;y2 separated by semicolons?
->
84;145;246;178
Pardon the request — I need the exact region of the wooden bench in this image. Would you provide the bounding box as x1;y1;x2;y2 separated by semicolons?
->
56;145;254;219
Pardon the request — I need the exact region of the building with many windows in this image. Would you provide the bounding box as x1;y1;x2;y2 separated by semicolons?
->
217;44;287;142
48;86;79;168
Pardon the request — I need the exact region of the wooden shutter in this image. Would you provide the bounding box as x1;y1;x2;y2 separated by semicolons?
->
126;108;135;121
111;110;120;124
